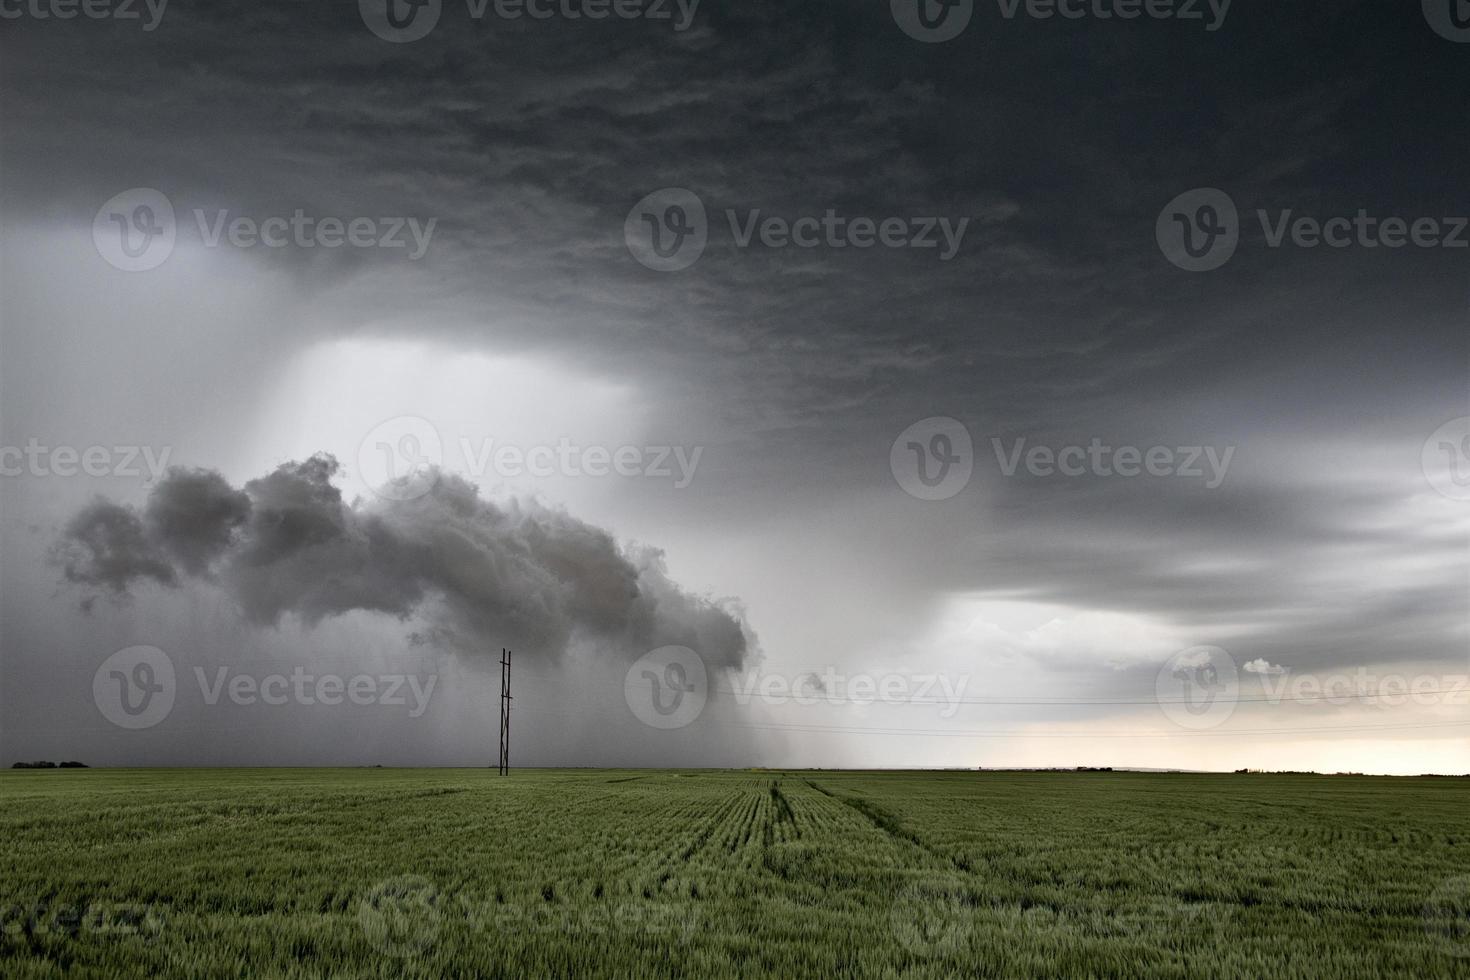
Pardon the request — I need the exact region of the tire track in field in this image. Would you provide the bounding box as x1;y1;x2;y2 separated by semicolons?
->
765;780;798;846
804;778;973;873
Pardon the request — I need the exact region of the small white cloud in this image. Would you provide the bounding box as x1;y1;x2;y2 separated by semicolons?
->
1243;658;1286;675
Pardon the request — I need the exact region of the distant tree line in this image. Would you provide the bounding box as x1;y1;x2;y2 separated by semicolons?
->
10;761;88;769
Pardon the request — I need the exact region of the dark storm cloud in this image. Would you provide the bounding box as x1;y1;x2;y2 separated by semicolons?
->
4;0;1466;696
57;503;177;594
56;456;752;667
144;468;251;574
4;1;1462;407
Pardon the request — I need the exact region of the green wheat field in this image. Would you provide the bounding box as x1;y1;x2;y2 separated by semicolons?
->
2;769;1468;978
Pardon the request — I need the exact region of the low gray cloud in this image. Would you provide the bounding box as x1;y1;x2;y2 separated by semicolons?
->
56;455;752;669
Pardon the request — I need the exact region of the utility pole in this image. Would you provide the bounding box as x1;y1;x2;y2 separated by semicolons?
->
498;648;512;776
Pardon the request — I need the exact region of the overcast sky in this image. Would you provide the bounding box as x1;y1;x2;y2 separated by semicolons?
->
1;0;1466;774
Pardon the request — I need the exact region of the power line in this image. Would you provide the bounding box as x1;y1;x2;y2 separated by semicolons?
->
508;676;1470;739
709;687;1469;707
509;667;1467;707
722;719;1470;739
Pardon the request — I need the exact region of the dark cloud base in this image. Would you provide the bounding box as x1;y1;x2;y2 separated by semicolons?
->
56;456;752;668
